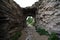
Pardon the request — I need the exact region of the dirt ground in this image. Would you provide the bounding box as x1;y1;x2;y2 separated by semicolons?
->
18;26;49;40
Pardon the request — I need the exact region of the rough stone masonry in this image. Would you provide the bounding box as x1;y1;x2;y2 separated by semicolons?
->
0;0;25;40
0;0;37;40
1;0;60;40
32;0;60;37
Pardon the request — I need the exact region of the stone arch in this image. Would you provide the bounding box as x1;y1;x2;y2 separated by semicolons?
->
22;7;37;26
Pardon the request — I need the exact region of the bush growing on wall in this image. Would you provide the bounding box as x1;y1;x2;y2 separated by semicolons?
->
48;32;58;40
36;28;49;35
36;28;59;40
11;32;22;40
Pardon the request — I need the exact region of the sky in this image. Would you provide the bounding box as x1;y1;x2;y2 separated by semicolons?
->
14;0;38;8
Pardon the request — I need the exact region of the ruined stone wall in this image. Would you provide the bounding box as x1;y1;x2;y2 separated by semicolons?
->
0;0;25;40
32;0;60;33
1;0;60;40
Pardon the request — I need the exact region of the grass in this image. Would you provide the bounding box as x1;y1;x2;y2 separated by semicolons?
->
11;32;22;40
36;28;49;35
48;32;59;40
36;28;59;40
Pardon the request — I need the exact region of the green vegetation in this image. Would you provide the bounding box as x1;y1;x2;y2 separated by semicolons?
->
12;32;22;40
26;16;35;25
36;28;59;40
26;17;33;24
36;28;49;35
48;32;58;40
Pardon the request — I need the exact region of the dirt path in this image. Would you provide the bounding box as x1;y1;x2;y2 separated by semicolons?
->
18;25;48;40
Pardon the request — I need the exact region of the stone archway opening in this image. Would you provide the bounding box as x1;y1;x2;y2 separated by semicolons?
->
22;7;37;27
26;16;35;27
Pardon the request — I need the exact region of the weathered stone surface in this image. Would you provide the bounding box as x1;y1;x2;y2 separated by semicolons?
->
1;0;60;40
32;0;60;34
0;0;25;40
0;0;37;40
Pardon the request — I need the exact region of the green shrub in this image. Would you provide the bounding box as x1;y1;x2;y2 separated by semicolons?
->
36;28;49;35
36;28;59;40
26;16;35;25
48;32;58;40
12;32;22;40
26;17;33;24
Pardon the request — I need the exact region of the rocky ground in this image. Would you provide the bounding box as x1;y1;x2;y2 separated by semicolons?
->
19;25;48;40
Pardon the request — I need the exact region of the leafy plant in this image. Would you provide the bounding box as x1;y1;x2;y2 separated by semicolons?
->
36;28;49;35
26;17;33;24
48;32;58;40
12;32;22;40
26;16;35;25
36;28;59;40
